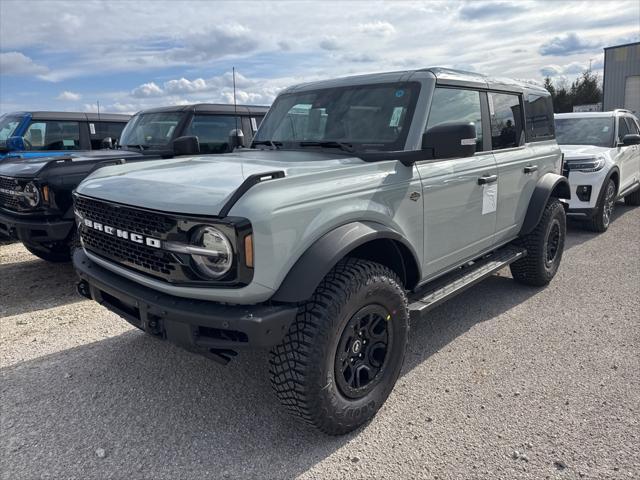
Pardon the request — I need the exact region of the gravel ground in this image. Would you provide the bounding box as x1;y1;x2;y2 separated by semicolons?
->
1;205;639;480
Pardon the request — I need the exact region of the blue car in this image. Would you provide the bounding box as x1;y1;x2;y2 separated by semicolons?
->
0;111;130;161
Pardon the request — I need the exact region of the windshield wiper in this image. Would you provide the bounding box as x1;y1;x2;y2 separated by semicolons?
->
298;141;356;154
251;140;282;149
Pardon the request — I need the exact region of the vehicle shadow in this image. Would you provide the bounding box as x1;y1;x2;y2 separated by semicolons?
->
1;273;541;479
0;256;82;317
564;202;636;252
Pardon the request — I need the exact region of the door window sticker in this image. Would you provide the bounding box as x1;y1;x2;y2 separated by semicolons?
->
89;123;96;135
389;107;404;127
482;183;497;215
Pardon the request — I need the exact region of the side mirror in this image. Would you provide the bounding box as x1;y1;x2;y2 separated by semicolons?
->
6;136;26;152
622;133;640;146
228;128;245;151
172;135;200;156
101;137;113;149
421;122;477;159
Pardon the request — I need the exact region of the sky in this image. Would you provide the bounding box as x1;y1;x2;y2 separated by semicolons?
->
0;0;638;115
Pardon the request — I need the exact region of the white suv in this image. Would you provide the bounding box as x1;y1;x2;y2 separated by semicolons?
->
555;110;640;232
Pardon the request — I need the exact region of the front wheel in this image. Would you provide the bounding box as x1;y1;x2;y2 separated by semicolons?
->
588;179;617;232
269;258;409;435
510;198;566;286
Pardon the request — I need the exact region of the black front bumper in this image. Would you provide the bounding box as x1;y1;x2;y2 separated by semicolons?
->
73;249;298;356
0;209;74;243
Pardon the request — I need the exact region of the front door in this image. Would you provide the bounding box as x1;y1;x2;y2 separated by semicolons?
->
416;87;498;278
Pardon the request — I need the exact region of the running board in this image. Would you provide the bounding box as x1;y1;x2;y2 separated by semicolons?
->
408;245;526;320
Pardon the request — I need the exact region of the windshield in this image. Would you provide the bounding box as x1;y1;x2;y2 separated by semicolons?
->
254;82;420;152
119;111;183;149
0;115;23;143
555;117;614;148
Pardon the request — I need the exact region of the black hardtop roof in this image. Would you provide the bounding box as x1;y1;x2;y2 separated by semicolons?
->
7;111;131;122
134;103;270;115
284;67;549;96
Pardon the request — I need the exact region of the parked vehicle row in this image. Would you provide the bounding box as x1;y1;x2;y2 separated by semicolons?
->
0;104;267;260
1;67;638;436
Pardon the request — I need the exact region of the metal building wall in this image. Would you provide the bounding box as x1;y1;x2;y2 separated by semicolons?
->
603;42;640;112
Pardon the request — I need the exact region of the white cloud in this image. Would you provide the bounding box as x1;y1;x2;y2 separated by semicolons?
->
357;21;396;37
56;90;81;101
0;51;48;76
131;82;164;98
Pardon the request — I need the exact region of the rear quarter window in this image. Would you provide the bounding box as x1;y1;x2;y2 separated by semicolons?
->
524;93;555;142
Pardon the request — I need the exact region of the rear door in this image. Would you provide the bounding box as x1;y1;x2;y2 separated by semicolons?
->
616;116;636;193
621;116;640;189
488;91;540;242
417;86;498;277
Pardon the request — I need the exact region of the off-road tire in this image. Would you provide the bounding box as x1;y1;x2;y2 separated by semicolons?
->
24;241;71;263
587;179;617;232
269;258;409;435
624;187;640;206
510;198;566;287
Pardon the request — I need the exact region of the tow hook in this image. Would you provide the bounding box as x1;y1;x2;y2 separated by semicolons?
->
76;280;91;299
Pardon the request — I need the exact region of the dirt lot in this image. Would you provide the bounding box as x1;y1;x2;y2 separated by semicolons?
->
1;206;639;480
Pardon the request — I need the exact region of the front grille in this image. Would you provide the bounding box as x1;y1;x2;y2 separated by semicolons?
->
75;195;179;281
82;226;176;276
0;176;20;210
75;195;176;237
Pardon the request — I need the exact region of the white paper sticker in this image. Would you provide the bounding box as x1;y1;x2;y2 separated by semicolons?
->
389;107;403;127
89;123;96;135
250;117;258;131
63;139;75;147
482;183;498;215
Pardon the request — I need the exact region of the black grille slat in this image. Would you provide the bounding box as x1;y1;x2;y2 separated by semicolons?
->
0;177;20;210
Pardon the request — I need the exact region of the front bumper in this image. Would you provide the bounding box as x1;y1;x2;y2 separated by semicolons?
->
0;209;74;242
73;249;298;355
563;168;608;217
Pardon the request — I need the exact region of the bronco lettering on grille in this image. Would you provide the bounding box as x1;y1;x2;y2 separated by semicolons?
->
83;218;162;248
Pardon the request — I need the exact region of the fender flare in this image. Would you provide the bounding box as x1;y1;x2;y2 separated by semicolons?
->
519;173;571;236
272;221;420;303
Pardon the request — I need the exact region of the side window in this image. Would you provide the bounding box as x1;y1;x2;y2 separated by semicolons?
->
524;93;554;141
426;88;483;151
185;115;238;154
617;117;630;142
624;117;639;135
23;121;80;151
89;122;127;149
488;92;523;150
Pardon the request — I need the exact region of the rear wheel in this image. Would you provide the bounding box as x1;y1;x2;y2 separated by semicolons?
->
510;198;566;286
625;187;640;206
588;179;616;232
23;241;71;263
269;258;409;435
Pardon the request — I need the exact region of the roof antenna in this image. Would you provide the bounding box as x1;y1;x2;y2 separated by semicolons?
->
96;100;101;120
233;67;239;133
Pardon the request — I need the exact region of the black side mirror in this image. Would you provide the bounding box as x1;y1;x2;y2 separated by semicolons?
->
172;135;200;156
421;122;477;159
228;129;245;151
622;133;640;146
101;137;113;149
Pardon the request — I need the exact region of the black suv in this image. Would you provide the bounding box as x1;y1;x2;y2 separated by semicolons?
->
0;103;269;261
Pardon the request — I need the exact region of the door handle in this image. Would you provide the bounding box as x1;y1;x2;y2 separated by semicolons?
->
478;174;498;185
524;165;538;173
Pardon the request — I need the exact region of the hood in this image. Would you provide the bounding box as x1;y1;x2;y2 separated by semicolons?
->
77;149;363;216
559;144;611;158
0;150;144;178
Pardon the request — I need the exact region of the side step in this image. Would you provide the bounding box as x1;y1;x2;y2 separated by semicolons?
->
408;245;526;320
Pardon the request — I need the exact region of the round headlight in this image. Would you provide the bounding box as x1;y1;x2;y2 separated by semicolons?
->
21;182;41;208
191;226;233;279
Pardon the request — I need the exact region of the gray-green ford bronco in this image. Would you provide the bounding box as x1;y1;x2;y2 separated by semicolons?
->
73;68;570;435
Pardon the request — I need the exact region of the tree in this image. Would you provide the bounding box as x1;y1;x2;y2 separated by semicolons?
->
541;71;602;113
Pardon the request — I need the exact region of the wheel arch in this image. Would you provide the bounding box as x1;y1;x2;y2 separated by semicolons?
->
272;221;421;303
519;173;571;236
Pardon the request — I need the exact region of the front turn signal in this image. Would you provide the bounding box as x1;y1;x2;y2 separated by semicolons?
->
244;234;254;268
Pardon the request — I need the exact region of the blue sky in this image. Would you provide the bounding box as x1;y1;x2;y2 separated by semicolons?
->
1;0;638;114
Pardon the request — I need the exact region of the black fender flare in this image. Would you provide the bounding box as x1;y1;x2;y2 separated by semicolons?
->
519;173;571;236
272;221;420;303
